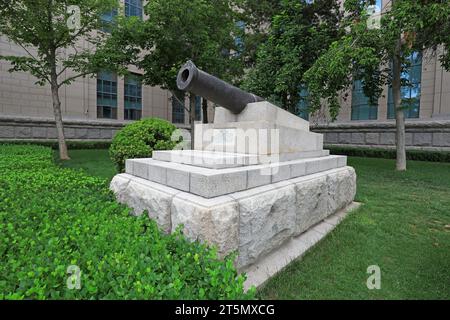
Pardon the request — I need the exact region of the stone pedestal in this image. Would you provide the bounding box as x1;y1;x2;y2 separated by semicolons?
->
110;101;357;276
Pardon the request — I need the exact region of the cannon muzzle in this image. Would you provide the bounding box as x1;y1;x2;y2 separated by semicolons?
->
176;60;263;114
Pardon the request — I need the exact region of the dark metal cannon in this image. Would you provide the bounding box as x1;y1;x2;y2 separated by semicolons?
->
176;60;264;114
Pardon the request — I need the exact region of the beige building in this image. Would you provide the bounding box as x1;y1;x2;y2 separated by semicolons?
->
0;0;449;149
0;0;205;142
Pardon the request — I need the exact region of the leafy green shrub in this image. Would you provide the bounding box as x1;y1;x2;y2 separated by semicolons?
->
109;118;180;172
0;144;254;300
326;145;450;163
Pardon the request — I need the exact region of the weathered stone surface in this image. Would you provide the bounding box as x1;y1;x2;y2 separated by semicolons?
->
232;182;297;267
32;127;47;139
0;126;15;138
292;167;356;237
110;174;177;233
171;194;239;257
379;132;395;145
351;132;365;144
339;132;352;144
413;132;433;146
365;132;379;145
433;132;450;147
110;167;357;269
293;175;329;236
15;126;31;138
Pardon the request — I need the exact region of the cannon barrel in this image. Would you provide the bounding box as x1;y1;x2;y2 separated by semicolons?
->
176;60;264;114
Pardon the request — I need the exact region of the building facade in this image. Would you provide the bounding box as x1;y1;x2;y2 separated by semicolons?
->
0;0;208;142
310;0;450;150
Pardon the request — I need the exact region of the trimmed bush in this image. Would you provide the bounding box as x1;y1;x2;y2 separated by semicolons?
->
0;145;254;300
109;118;180;172
326;145;450;163
0;140;112;150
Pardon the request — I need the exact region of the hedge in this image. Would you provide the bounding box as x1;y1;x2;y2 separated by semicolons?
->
326;145;450;163
0;144;254;300
0;140;112;150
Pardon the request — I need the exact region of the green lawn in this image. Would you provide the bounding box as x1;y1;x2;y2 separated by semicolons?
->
56;149;117;181
58;150;450;299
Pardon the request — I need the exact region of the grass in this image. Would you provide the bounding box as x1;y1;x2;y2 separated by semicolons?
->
57;150;450;300
56;149;117;181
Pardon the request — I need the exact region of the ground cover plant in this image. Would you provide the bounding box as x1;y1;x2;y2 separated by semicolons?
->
0;145;253;300
62;149;450;299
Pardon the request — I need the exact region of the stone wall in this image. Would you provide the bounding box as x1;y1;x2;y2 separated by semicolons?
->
312;120;450;150
0;115;191;141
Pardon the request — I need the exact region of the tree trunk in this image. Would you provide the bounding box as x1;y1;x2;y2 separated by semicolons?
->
189;93;196;150
202;98;208;124
50;69;70;160
392;38;406;171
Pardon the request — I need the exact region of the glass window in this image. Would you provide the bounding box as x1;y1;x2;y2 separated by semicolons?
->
387;52;422;119
172;91;185;124
296;87;310;121
100;8;118;33
351;80;378;120
124;74;143;121
195;96;202;122
97;71;118;119
125;0;143;19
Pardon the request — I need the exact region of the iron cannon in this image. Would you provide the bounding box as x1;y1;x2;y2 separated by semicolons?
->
176;60;264;114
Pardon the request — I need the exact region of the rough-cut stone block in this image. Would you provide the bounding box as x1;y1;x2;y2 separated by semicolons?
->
15;126;31;138
100;129;113;139
32;127;47;139
351;132;365;144
87;128;101;139
413;132;433;146
326;132;338;144
64;128;76;139
339;132;352;144
232;182;297;267
110;174;177;233
379;132;395;145
433;132;450;147
75;128;88;139
365;132;379;145
0;126;15;138
405;132;413;146
293;174;328;236
171;194;239;257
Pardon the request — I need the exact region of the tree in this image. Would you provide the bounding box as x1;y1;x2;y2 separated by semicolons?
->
0;0;135;159
234;0;284;68
242;0;343;113
128;0;242;149
304;0;450;171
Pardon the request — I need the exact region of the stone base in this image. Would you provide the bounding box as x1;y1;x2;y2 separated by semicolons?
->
110;166;357;270
243;202;361;290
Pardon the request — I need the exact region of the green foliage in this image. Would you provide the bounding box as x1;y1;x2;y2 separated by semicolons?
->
304;0;450;120
0;0;134;86
125;0;243;92
109;118;180;172
243;0;343;112
0;144;254;300
326;145;450;163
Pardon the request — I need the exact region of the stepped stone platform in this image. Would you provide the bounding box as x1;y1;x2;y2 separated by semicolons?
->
111;101;357;277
